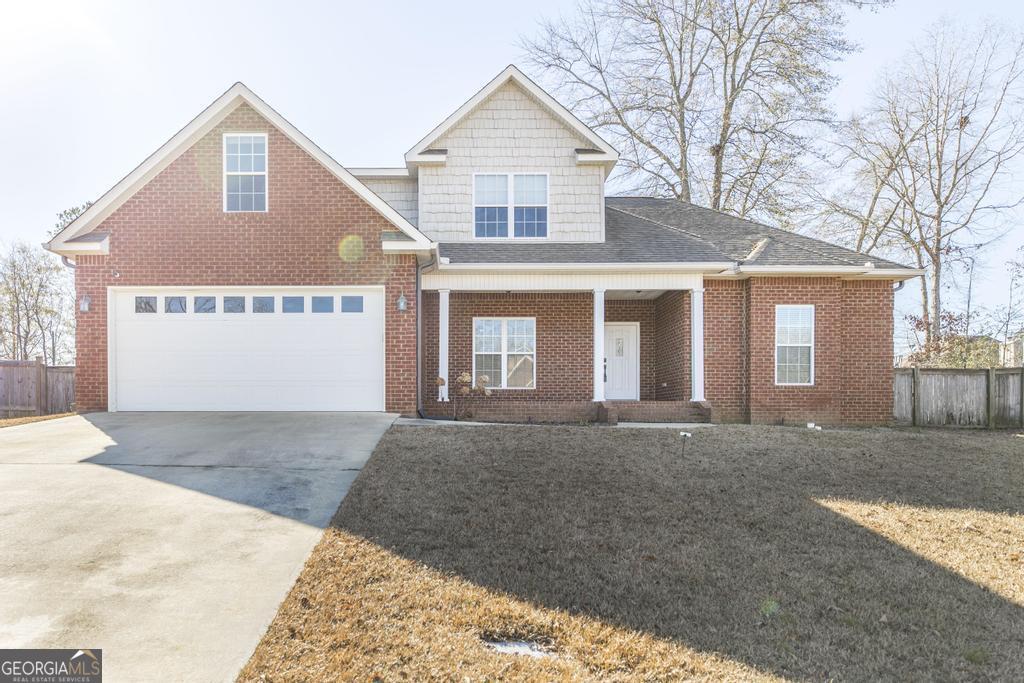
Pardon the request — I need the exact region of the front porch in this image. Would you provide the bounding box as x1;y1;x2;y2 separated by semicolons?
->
420;280;709;423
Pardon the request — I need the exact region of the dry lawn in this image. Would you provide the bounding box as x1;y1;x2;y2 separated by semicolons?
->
0;412;74;428
240;425;1024;682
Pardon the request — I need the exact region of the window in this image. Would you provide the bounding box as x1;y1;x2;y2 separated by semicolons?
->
224;134;267;212
282;296;304;313
135;296;156;313
224;296;245;313
340;295;364;313
473;318;536;389
311;296;334;313
775;305;814;385
253;296;275;313
165;296;186;313
473;174;547;238
194;296;216;313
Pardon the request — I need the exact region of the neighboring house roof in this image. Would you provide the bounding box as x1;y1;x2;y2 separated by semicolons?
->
405;65;618;169
438;198;918;278
46;83;433;257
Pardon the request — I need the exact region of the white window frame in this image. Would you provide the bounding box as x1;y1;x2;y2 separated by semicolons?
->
471;316;537;389
471;173;549;240
774;304;815;386
223;133;268;213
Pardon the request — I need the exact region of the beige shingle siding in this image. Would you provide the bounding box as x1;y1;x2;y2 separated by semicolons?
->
418;81;604;242
361;177;419;226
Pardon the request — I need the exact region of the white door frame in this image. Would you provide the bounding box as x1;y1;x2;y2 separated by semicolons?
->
604;321;640;401
106;285;387;412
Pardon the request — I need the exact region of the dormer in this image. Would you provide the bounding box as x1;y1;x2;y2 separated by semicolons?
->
403;66;618;243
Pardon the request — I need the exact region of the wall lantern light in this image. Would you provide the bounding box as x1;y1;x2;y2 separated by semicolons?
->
80;295;91;312
396;292;408;312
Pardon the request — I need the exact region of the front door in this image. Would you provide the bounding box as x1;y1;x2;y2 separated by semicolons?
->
604;323;640;400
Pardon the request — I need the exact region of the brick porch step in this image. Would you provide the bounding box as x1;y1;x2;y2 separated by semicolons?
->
602;400;711;424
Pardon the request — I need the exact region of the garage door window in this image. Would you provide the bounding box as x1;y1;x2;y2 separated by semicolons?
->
283;296;304;313
194;296;216;314
341;296;363;313
224;296;245;313
165;296;186;313
135;296;156;313
253;296;274;313
312;296;334;313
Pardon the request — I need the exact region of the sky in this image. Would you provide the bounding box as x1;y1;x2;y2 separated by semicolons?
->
1;0;1022;350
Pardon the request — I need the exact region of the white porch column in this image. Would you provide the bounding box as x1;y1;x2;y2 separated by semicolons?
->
690;287;706;402
593;288;606;402
438;289;450;402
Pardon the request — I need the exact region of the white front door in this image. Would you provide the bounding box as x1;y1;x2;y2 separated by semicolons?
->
604;323;640;400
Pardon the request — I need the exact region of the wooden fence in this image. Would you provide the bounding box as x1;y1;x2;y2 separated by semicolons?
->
894;367;1024;428
0;358;75;418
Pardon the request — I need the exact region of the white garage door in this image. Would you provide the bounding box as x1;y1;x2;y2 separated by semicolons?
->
110;288;385;411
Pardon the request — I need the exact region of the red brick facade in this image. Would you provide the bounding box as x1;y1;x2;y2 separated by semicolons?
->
74;104;418;414
419;280;894;425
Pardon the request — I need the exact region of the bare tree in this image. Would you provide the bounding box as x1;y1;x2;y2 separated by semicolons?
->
522;0;865;223
819;21;1024;350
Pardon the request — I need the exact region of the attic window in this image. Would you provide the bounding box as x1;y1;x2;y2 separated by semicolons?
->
473;174;547;238
224;134;267;212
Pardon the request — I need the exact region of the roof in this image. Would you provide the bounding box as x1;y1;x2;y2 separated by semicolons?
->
438;198;918;277
47;83;433;256
405;65;618;168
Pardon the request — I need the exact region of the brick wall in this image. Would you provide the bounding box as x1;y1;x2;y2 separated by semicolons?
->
653;291;690;401
839;280;895;424
74;103;418;414
705;280;749;422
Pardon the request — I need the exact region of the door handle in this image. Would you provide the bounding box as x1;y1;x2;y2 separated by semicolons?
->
603;357;607;383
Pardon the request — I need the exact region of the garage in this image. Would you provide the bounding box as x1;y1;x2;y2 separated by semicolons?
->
109;287;385;411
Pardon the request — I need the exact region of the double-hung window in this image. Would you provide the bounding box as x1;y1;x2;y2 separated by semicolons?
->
775;305;814;385
473;174;547;238
473;318;536;389
224;133;267;212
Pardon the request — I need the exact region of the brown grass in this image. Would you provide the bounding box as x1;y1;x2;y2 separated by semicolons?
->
0;412;75;429
240;425;1024;681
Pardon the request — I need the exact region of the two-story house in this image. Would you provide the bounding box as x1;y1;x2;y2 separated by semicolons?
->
46;66;920;424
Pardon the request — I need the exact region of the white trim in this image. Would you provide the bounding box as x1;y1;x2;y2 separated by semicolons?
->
603;321;640;401
471;172;550;240
106;285;387;412
713;265;923;280
47;83;433;255
593;289;605;402
349;167;411;178
690;287;705;401
405;65;618;168
471;316;537;390
222;132;268;213
774;304;815;386
438;289;450;402
423;269;705;293
435;262;736;272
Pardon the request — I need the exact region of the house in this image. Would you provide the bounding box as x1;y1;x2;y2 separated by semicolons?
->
1000;331;1024;367
46;66;920;425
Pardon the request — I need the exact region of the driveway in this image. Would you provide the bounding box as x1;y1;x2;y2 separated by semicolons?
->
0;411;396;682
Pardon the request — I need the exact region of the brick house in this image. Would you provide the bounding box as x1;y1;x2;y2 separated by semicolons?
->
46;66;919;425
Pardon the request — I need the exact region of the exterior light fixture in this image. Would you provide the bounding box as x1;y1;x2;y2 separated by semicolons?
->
80;295;91;312
396;292;408;312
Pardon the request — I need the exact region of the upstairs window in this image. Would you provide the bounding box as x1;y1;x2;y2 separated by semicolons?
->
224;134;267;212
473;174;547;238
775;305;814;385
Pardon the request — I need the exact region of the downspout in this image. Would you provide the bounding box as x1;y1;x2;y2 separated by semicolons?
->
61;255;76;269
893;280;905;292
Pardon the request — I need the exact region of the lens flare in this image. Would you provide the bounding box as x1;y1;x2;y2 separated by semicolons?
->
338;235;364;262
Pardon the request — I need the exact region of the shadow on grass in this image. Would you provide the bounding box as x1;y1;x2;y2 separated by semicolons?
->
335;424;1024;681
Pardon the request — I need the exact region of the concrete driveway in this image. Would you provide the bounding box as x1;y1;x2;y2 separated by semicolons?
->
0;411;396;682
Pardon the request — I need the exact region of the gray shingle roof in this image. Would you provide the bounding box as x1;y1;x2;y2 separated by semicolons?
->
438;197;915;270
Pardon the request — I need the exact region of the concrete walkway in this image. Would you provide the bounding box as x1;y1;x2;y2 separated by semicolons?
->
395;417;716;429
0;412;395;683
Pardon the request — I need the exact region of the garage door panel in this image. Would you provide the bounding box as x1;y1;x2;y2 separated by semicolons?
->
112;289;385;411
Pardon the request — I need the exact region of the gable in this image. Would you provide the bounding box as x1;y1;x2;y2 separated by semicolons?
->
47;83;431;256
405;65;617;169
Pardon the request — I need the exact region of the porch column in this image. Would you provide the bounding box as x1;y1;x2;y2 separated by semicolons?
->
438;289;450;402
593;288;605;402
690;287;706;402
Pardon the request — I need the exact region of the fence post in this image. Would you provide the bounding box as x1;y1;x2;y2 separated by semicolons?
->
986;368;996;429
34;356;45;416
911;367;920;427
